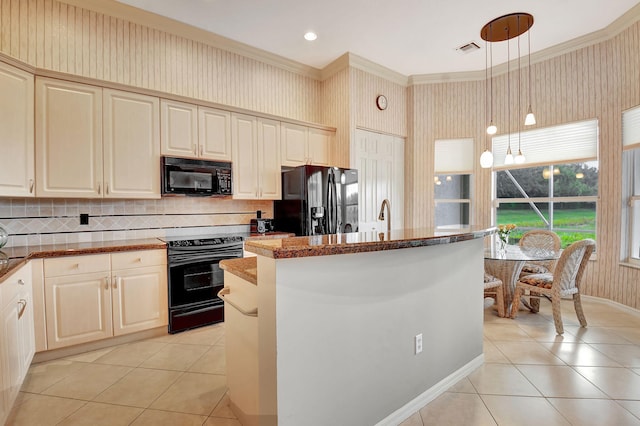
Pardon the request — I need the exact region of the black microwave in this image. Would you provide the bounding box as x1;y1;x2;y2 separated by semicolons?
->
162;156;232;196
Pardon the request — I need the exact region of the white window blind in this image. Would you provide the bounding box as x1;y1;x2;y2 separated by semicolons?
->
492;120;598;169
434;138;474;174
623;105;640;149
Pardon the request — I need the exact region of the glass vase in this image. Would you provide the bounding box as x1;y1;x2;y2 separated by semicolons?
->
497;234;508;252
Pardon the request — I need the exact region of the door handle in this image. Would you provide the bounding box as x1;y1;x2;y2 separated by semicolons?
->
106;184;109;195
29;179;34;193
217;287;258;317
105;276;110;290
193;144;198;155
17;299;27;319
97;183;101;195
112;276;118;289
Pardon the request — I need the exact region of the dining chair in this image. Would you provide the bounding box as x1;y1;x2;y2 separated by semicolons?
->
510;239;595;334
518;230;561;277
484;272;505;317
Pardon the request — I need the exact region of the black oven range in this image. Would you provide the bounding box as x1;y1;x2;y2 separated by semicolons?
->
164;234;244;333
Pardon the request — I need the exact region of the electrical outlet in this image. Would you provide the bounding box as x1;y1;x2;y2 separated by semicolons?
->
415;333;423;354
80;213;89;225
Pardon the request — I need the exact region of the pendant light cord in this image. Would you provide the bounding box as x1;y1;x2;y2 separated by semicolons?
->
518;16;522;153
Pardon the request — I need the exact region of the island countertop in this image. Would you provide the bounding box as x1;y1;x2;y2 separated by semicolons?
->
244;226;496;259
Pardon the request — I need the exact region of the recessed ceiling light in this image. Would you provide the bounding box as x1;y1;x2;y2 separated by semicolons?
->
304;32;317;41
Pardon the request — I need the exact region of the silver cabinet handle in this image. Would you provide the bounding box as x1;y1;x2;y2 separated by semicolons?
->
193;144;197;155
199;145;203;156
17;279;25;286
113;276;118;289
97;184;101;194
29;179;34;193
217;287;257;317
106;184;109;195
17;299;27;319
105;276;110;290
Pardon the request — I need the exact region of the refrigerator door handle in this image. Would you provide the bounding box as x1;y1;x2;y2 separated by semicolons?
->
326;170;335;234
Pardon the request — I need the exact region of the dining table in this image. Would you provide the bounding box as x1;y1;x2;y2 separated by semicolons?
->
484;244;560;311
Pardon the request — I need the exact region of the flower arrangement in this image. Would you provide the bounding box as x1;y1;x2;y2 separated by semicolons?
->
497;224;517;249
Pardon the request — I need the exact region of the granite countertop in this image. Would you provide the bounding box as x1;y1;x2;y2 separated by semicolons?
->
247;232;295;240
219;257;257;285
244;226;496;259
0;238;167;283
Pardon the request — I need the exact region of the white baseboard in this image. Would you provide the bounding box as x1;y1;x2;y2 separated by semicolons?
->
582;294;640;318
375;354;484;426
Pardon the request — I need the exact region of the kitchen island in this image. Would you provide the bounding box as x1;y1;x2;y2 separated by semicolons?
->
220;227;494;426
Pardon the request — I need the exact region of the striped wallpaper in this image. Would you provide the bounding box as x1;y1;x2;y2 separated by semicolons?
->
406;22;640;309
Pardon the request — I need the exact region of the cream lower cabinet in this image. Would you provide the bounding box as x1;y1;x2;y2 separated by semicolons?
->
0;61;35;197
232;114;281;200
0;262;35;426
44;250;167;350
280;122;332;167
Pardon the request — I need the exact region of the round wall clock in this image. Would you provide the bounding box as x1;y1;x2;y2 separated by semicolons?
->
376;95;388;110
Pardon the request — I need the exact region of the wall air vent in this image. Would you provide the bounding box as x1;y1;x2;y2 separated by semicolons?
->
456;42;480;53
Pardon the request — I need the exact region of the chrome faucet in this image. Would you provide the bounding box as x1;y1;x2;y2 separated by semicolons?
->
378;199;391;232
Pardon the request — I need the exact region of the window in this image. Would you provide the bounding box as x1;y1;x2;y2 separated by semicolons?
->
622;106;640;264
434;139;473;228
493;120;598;248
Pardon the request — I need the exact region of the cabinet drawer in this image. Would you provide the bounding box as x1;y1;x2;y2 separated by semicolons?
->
111;249;166;270
0;263;32;303
44;254;110;277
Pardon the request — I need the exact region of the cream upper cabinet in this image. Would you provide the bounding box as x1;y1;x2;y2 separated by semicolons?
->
36;79;160;199
43;250;167;350
35;77;103;198
161;99;232;161
308;127;332;166
232;113;259;199
0;262;35;426
257;118;281;199
199;106;232;161
160;99;198;157
0;62;35;197
103;89;160;199
232;113;281;200
281;122;332;167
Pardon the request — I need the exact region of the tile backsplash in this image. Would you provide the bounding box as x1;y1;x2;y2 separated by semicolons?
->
0;197;273;248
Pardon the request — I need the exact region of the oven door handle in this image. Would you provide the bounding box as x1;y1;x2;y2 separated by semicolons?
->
217;287;258;317
173;305;221;318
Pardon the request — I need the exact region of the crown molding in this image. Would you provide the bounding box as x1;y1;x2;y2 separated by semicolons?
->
344;53;409;86
319;53;351;81
409;2;640;85
58;0;322;80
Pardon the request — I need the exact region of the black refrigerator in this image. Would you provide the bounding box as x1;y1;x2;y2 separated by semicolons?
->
274;165;358;236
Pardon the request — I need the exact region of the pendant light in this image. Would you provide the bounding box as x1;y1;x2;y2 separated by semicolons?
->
480;13;534;167
515;15;526;164
525;28;536;126
480;38;494;168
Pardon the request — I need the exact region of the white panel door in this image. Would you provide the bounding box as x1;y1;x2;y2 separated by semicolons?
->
160;99;198;158
257;118;281;200
232;113;259;199
103;89;160;199
35;77;103;198
0;62;34;197
199;106;232;161
111;265;168;336
354;129;404;232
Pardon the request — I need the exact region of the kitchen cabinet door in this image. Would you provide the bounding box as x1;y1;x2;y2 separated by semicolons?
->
111;265;167;336
280;122;308;167
161;99;199;158
103;89;160;199
0;61;35;197
199;106;232;161
257;118;281;200
232;113;259;199
35;77;103;198
0;263;34;426
44;271;113;349
308;128;332;166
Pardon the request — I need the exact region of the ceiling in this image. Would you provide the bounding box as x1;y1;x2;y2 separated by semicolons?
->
115;0;640;76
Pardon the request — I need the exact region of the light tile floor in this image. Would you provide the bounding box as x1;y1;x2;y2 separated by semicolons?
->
8;296;640;425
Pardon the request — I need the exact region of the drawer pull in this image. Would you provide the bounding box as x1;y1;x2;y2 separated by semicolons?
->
113;276;118;289
136;257;142;263
105;276;110;290
29;179;34;193
17;299;27;319
17;279;25;286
